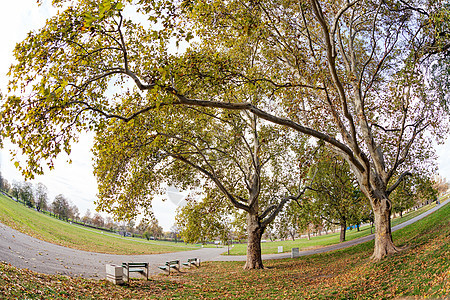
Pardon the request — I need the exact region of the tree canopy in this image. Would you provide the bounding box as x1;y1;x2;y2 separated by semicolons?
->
308;149;370;242
1;0;449;261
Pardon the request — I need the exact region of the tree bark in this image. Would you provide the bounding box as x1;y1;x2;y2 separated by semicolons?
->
244;213;265;270
371;196;400;260
339;219;346;242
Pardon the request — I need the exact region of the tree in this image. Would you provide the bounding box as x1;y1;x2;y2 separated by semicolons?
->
170;225;181;243
2;179;11;193
176;194;233;245
391;174;438;217
146;220;163;239
19;182;35;208
82;209;92;224
138;218;163;239
433;176;449;195
125;220;136;233
34;182;49;211
0;172;11;194
1;0;449;261
91;213;105;227
275;196;322;241
70;204;80;221
414;175;439;206
10;181;21;201
104;216;116;230
51;194;71;220
390;177;416;218
309;151;369;242
94;109;313;269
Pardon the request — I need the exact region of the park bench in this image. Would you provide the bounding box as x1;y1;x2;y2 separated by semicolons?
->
122;262;149;282
182;258;201;268
158;260;180;275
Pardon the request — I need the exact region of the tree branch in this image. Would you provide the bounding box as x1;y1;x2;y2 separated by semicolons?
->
386;171;412;195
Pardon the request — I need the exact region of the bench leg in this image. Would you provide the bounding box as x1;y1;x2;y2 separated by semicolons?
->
125;267;129;283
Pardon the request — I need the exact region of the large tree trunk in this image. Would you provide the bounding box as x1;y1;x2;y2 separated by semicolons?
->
339;219;346;242
371;196;400;260
244;213;265;270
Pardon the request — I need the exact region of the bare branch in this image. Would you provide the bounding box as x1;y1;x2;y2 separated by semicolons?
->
386;171;412;195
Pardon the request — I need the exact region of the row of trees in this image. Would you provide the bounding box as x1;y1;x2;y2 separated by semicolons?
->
0;175;79;221
0;172;170;238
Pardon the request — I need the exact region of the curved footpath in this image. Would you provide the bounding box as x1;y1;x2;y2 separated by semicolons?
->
0;198;448;279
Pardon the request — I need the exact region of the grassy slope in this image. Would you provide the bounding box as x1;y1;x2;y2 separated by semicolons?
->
227;200;441;255
0;202;448;299
0;194;197;254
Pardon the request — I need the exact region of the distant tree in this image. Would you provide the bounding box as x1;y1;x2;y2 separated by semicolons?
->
51;194;70;220
136;219;148;234
262;224;278;242
176;193;232;245
433;176;449;195
19;182;35;208
170;225;181;243
104;216;116;231
91;213;105;227
391;174;437;218
391;179;416;218
275;198;321;241
126;220;136;233
0;172;8;192
147;220;163;239
82;209;92;224
34;182;49;211
140;218;164;240
309;152;369;242
0;172;10;193
274;207;299;241
11;181;21;200
230;212;247;243
414;176;439;206
70;204;80;221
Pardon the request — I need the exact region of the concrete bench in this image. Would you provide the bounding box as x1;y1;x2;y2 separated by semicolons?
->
122;262;149;282
182;258;201;268
158;260;180;275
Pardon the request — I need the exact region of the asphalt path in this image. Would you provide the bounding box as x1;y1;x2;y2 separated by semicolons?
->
0;199;447;279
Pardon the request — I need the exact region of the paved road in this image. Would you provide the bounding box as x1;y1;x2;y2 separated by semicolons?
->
0;199;447;279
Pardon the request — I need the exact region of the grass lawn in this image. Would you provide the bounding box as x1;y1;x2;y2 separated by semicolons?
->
0;194;197;254
0;202;448;299
226;199;444;255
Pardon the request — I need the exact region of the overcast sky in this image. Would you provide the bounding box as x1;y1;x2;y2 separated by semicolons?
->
0;1;449;230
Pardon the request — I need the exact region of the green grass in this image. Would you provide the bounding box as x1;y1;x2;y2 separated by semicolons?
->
0;193;197;254
226;200;442;255
1;202;448;299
